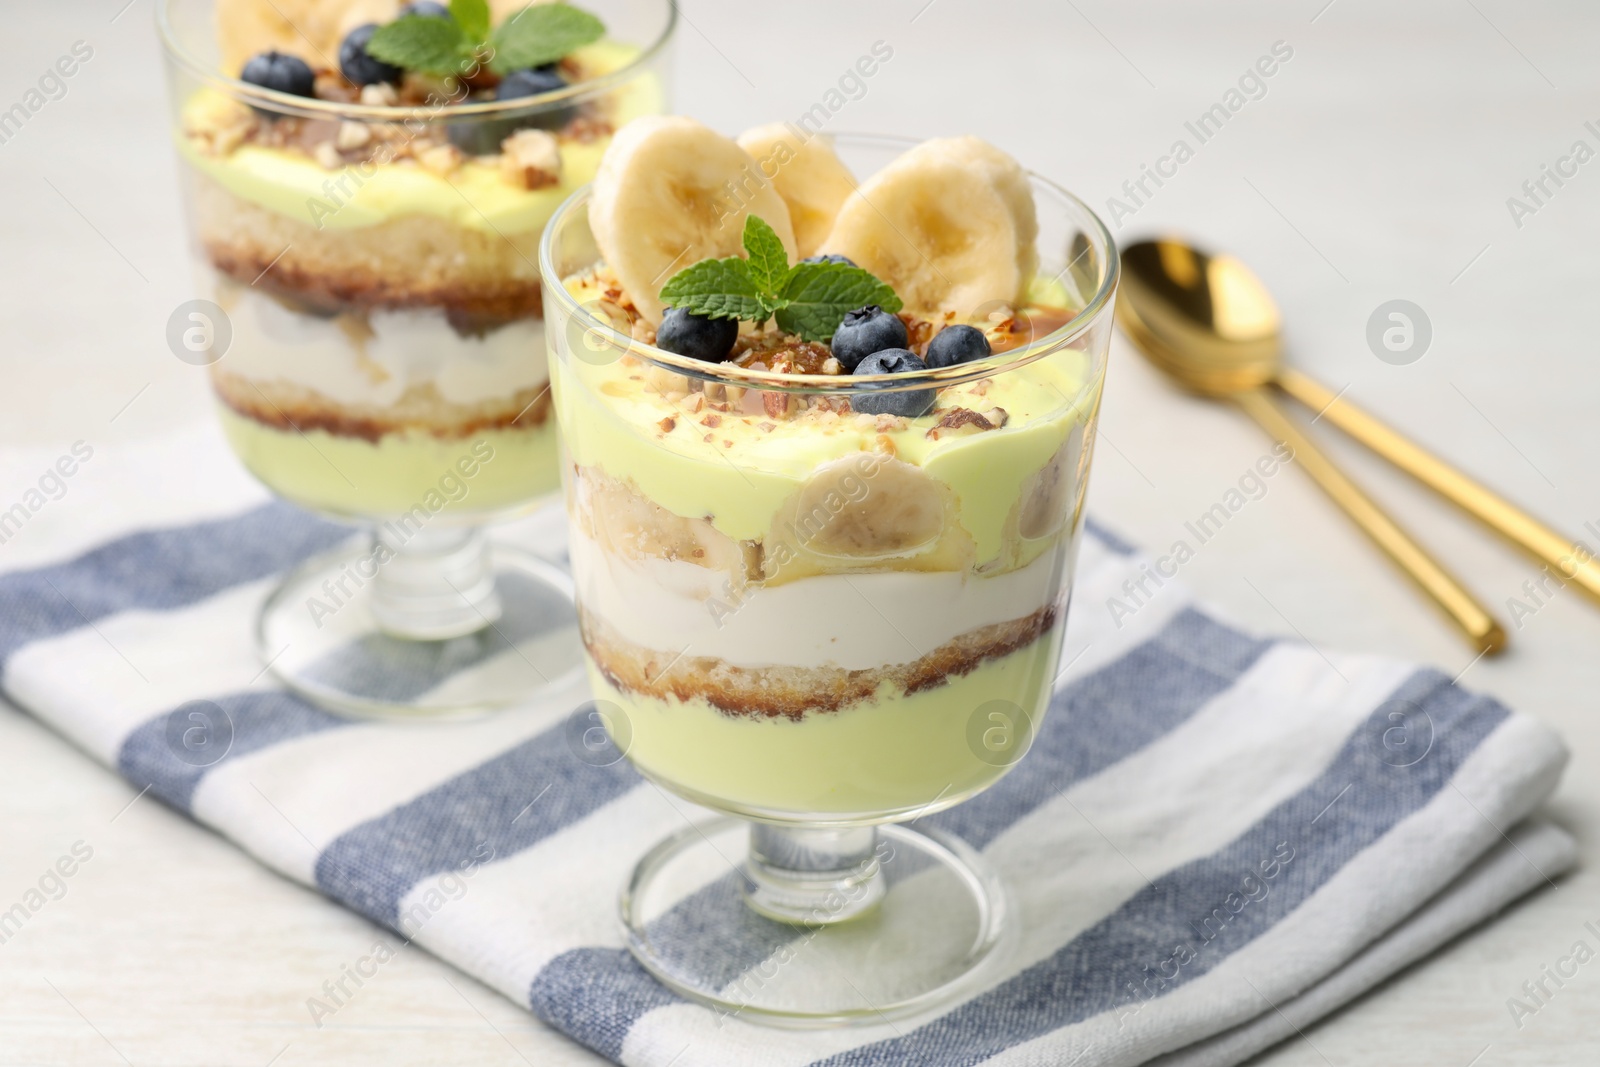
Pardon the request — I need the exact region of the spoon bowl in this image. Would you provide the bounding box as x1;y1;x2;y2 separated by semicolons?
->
1116;239;1283;395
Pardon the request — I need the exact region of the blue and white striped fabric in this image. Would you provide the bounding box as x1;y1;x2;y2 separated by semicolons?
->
0;425;1574;1067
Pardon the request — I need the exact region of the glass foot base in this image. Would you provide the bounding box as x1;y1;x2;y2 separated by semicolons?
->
621;818;1008;1029
257;536;582;720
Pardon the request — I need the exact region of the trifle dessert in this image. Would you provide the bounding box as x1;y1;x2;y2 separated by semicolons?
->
159;0;673;717
549;118;1106;818
167;0;671;516
541;118;1118;1021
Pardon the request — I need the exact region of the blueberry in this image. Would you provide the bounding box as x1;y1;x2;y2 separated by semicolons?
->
400;1;452;17
851;349;936;417
339;24;403;86
239;50;315;99
496;66;576;131
655;307;739;363
447;119;515;155
800;254;856;267
829;305;908;372
924;324;992;369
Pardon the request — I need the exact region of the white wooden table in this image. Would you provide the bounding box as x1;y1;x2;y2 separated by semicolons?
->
2;1;1595;1063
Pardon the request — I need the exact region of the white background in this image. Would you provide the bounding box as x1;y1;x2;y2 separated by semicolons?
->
1;0;1596;1063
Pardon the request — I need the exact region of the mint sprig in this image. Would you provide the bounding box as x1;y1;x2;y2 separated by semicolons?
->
367;0;605;79
658;216;902;343
492;3;606;71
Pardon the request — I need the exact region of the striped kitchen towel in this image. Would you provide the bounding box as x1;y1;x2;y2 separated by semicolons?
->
0;423;1574;1067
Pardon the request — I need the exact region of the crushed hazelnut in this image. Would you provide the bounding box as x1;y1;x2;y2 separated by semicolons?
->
211;118;250;156
312;142;343;170
360;84;400;107
416;143;463;175
336;122;372;151
700;414;723;428
500;129;563;190
682;393;706;414
924;406;1005;441
657;416;676;433
821;357;843;375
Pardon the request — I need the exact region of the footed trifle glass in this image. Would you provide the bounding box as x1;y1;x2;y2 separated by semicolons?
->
158;0;674;718
541;133;1117;1024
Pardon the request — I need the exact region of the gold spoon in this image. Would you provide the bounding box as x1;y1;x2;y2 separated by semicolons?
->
1116;237;1507;655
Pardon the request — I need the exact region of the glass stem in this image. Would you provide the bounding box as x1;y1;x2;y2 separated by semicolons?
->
368;524;501;640
743;823;886;925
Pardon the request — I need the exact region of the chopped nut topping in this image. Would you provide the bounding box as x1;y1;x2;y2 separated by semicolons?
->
416;143;463;175
210;116;251;156
821;357;843;376
762;391;795;419
657;416;676;433
336;121;372;151
500;129;563;190
924;406;1006;440
700;414;723;428
312;142;343;170
360;84;400;107
682;393;706;414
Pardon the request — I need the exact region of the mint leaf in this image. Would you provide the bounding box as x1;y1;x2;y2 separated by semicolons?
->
450;0;492;43
490;3;606;74
367;16;473;76
659;258;770;321
775;264;903;342
741;215;790;297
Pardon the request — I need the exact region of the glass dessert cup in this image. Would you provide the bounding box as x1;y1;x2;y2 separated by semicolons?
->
158;0;674;719
541;135;1118;1025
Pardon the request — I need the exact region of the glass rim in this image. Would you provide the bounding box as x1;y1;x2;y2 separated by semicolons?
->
155;0;678;123
538;132;1121;396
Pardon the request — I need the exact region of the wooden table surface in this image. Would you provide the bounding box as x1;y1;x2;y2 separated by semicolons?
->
2;1;1596;1063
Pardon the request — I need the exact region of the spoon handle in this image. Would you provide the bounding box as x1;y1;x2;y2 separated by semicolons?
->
1277;368;1600;611
1233;388;1506;655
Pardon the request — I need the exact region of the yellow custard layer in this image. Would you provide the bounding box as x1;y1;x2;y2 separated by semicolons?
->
553;281;1098;571
180;41;662;234
218;405;560;520
594;629;1058;818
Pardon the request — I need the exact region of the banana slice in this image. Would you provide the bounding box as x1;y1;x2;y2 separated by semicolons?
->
590;116;797;325
922;136;1040;288
819;137;1038;315
736;124;857;259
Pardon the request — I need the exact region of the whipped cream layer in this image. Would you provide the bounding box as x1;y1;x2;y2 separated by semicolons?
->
181;41;662;234
218;284;547;408
571;530;1070;672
